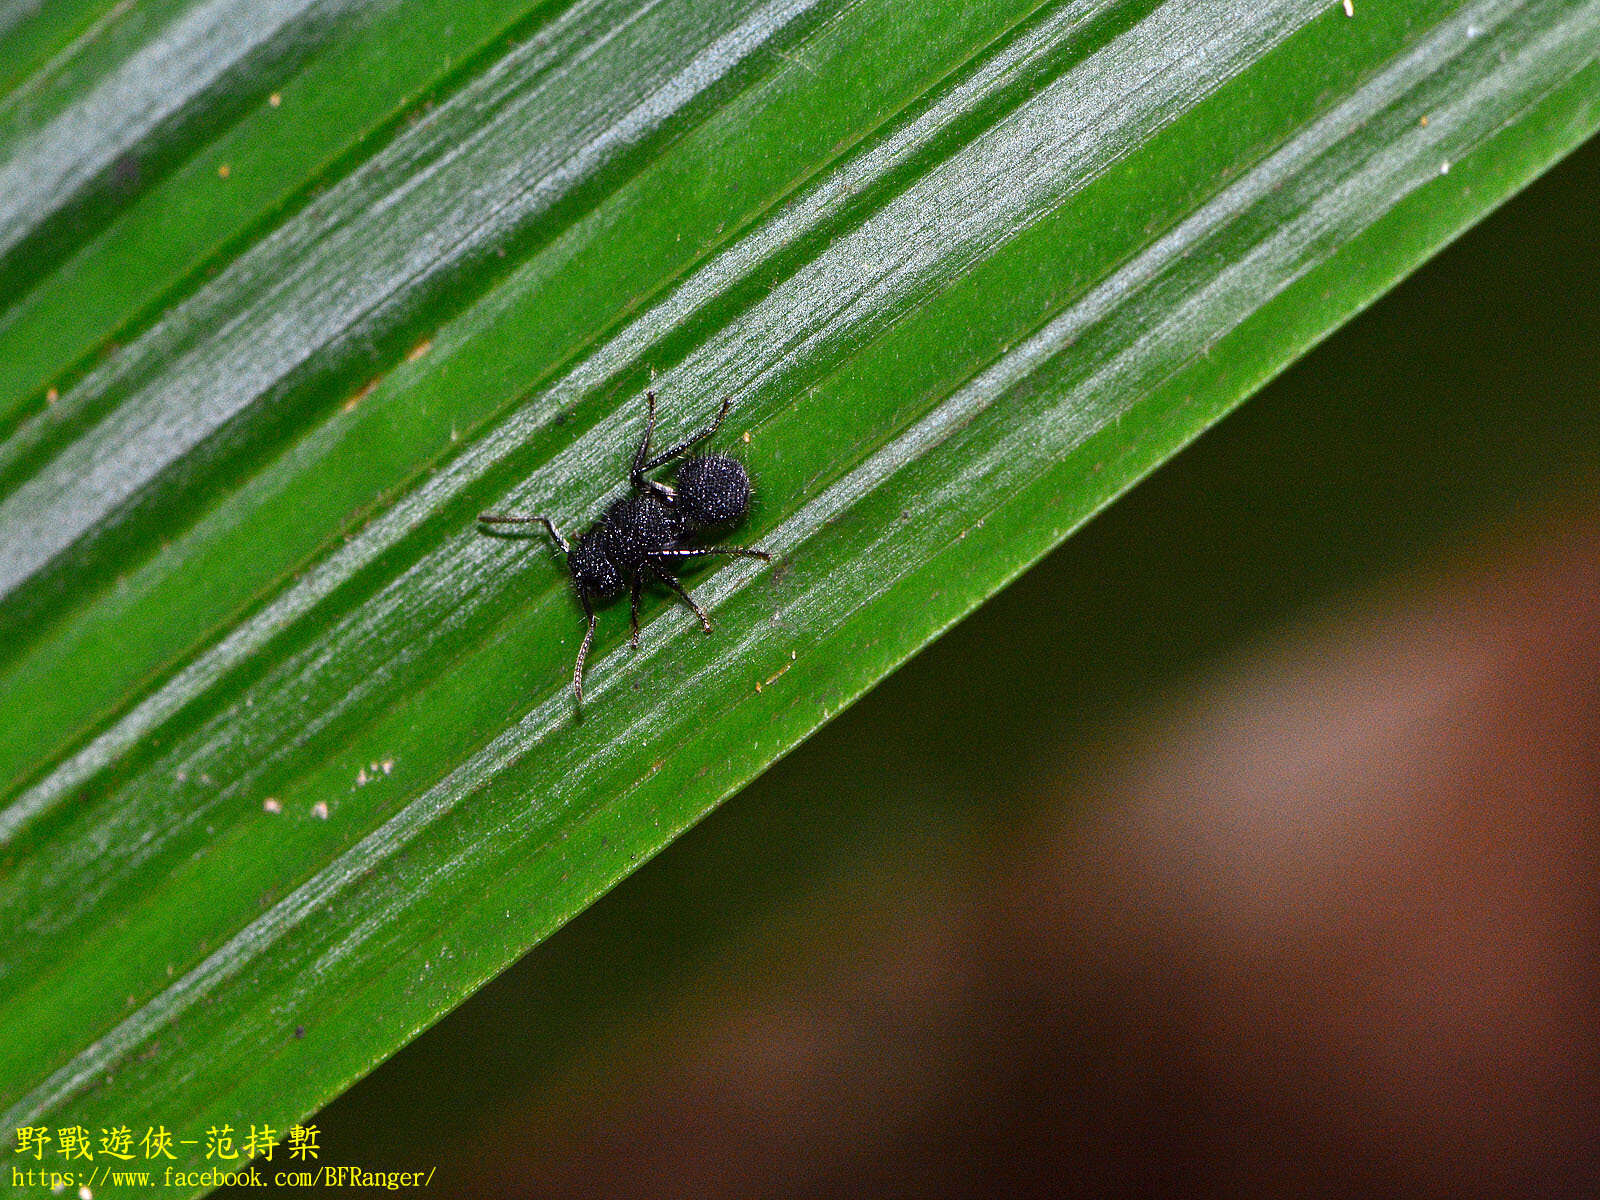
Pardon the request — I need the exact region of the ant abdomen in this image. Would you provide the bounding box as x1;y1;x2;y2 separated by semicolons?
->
675;453;751;528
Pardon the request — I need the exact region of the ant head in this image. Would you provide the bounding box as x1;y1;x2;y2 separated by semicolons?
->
568;533;625;600
674;454;751;528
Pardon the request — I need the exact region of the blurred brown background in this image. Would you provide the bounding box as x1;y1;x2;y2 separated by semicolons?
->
230;134;1600;1199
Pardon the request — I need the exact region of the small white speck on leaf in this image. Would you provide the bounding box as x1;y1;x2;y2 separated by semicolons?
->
269;92;282;107
263;797;282;814
1342;0;1353;14
1440;160;1451;174
311;801;329;819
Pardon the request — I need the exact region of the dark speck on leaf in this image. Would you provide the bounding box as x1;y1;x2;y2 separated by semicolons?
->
110;152;141;191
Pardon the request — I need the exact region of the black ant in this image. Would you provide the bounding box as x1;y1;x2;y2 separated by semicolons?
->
479;391;770;703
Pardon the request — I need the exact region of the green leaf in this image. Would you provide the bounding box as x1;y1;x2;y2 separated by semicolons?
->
0;0;1594;1179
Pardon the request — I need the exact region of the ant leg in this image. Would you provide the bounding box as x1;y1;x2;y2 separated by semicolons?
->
573;595;597;703
478;513;570;553
649;545;770;563
629;574;642;648
648;567;713;632
641;395;733;471
631;390;676;501
630;390;659;491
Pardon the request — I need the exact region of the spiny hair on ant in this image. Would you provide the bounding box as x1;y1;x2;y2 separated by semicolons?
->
478;390;770;703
